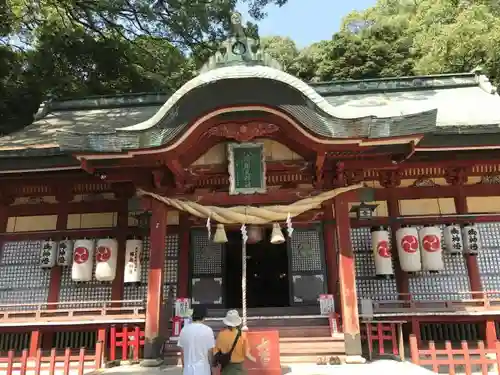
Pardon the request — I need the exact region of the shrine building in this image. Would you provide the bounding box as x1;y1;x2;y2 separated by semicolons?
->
2;13;500;367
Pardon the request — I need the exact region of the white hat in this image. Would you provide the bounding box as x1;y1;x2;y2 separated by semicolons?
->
222;310;242;327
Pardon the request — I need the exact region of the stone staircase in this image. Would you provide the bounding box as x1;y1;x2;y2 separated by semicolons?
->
162;307;345;366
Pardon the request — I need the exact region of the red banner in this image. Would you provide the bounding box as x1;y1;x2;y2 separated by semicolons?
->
245;330;281;375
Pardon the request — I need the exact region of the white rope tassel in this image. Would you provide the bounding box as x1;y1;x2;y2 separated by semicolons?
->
241;223;248;330
206;215;211;239
286;212;294;237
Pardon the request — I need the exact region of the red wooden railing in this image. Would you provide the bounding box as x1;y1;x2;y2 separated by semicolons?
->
0;341;103;375
362;291;500;316
362;322;400;357
109;325;145;362
0;300;145;324
410;335;500;375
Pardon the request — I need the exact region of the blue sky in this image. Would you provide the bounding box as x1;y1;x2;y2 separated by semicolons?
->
238;0;377;47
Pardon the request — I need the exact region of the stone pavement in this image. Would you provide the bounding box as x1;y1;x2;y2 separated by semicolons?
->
88;360;439;375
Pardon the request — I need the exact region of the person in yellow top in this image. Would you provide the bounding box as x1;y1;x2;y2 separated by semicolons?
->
214;310;256;375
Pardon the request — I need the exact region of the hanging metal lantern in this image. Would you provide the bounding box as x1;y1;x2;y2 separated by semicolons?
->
213;224;228;244
270;223;285;244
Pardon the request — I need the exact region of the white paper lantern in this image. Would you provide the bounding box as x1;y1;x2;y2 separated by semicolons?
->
370;227;393;277
124;239;143;284
57;239;74;266
443;224;463;255
40;240;57;268
418;225;444;272
95;238;119;282
71;239;95;282
395;226;421;272
462;223;481;255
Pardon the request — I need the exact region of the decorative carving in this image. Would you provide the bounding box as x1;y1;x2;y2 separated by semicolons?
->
344;169;364;185
207;123;279;142
378;170;401;188
152;169;166;189
313;153;326;188
112;183;135;200
412;177;439;187
332;162;345;187
478;174;500;184
444;167;468;185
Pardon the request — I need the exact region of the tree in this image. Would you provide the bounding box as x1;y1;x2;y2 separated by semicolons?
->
339;0;500;85
0;0;289;134
260;36;299;71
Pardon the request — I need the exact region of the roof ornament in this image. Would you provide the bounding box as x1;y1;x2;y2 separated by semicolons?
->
200;11;282;73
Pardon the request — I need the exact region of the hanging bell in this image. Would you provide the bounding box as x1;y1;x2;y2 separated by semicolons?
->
247;226;263;244
213;224;228;244
270;223;285;244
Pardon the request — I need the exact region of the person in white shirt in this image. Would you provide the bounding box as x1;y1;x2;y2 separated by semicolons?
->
178;305;215;375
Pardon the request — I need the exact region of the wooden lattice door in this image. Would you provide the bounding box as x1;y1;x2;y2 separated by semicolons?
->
190;229;224;307
288;226;327;305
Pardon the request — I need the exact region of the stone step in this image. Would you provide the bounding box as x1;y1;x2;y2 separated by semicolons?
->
279;335;344;342
280;354;346;364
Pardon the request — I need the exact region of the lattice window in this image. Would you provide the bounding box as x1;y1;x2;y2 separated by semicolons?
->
356;279;398;300
351;227;398;300
191;233;222;275
477;223;500;297
58;286;112;308
123;235;180;303
290;230;323;272
0;241;51;310
407;225;470;299
409;275;470;300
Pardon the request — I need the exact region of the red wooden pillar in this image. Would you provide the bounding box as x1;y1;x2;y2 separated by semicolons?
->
334;197;362;358
111;200;129;303
142;198;167;363
387;195;409;298
454;191;482;293
323;203;338;305
178;213;190;298
485;319;497;349
29;330;41;357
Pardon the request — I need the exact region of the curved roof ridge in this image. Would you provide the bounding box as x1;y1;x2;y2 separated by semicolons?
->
117;65;419;133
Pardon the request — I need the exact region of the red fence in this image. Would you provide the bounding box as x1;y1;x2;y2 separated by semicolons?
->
362;322;402;359
0;342;103;375
409;335;500;375
109;325;144;362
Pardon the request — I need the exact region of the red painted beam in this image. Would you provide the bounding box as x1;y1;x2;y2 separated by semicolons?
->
0;227;151;241
7;200;122;216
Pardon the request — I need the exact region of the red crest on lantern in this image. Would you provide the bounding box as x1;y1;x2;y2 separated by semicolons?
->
401;235;418;253
96;246;112;262
73;247;89;264
422;234;440;252
377;240;391;258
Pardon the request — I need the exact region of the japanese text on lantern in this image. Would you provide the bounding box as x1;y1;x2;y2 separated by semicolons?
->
451;227;462;251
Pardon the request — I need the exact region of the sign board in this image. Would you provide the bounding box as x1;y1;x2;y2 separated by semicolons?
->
319;294;335;315
175;298;191;318
245;330;281;375
228;142;266;195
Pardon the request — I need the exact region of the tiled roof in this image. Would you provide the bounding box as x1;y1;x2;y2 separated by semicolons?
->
0;67;498;156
